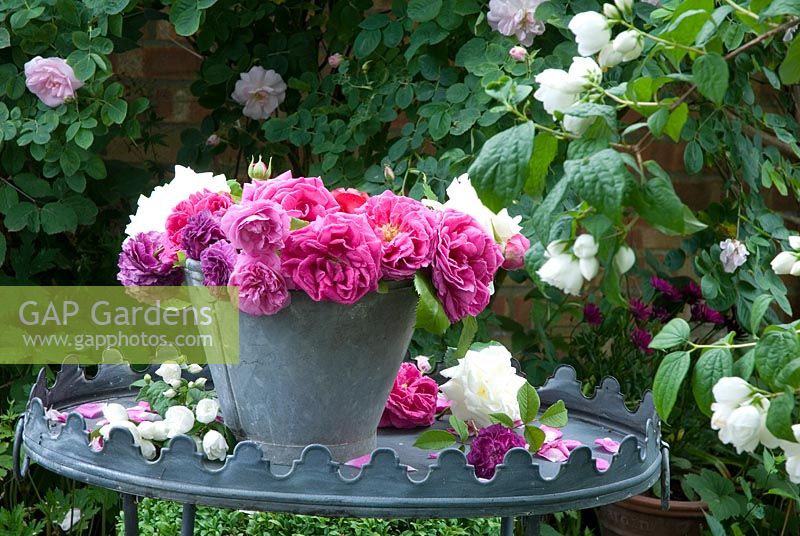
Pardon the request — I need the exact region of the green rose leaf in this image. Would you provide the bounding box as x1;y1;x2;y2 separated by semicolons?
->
453;315;477;360
5;202;38;232
691;348;733;416
407;0;443;22
0;28;10;49
517;382;540;424
653;350;691;421
413;272;450;335
449;415;469;442
539;400;568;428
489;413;515;428
413;429;457;450
650;318;691;350
354;29;381;58
565;148;628;224
40;202;78;234
524;425;546;452
692;53;728;105
468;121;535;213
766;392;796;442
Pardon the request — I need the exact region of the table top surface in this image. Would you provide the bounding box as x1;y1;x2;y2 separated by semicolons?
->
21;363;664;518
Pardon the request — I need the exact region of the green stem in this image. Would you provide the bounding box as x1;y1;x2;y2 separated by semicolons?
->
620;20;706;55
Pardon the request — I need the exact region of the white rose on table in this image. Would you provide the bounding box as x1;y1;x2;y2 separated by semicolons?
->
202;430;229;461
439;343;526;428
164;405;195;438
195;398;220;424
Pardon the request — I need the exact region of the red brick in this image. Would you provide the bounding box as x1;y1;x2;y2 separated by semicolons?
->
141;46;201;80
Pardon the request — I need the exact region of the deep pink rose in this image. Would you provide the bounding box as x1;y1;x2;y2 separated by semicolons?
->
164;190;233;252
357;191;436;280
431;210;503;322
228;254;290;315
24;56;84;107
219;199;289;257
281;212;382;304
502;233;530;270
466;424;526;479
332;188;369;213
242;174;338;222
379;363;438;429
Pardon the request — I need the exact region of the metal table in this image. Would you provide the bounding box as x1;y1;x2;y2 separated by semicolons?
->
14;364;667;535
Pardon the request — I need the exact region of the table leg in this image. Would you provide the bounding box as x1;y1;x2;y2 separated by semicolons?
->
121;494;138;536
500;516;515;536
181;503;196;536
521;516;540;536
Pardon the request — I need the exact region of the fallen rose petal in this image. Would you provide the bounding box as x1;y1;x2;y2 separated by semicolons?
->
74;403;105;419
540;425;563;443
126;407;161;424
561;439;583;451
594;437;620;454
596;458;610;471
427;452;439;459
436;393;452;412
45;408;67;423
137;401;152;411
344;454;373;469
89;436;104;452
537;445;569;463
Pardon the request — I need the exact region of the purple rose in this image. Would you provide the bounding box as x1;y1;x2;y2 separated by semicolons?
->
356;191;437;280
281;212;382;304
502;233;530;271
242;173;339;222
379;363;439;429
228;254;290;315
219;199;289;257
117;232;182;286
181;210;226;260
200;240;236;287
24;56;84;108
466;424;526;479
431;210;504;323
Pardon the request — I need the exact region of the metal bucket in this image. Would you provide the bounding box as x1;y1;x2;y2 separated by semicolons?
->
184;259;418;464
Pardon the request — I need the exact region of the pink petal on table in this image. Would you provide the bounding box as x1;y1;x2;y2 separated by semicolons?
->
436;393;452;412
540;425;562;443
427;452;439;459
74;403;105;419
344;454;373;469
126;408;160;423
561;439;583;451
137;401;152;411
594;437;620;454
537;445;568;463
45;408;67;423
596;458;610;471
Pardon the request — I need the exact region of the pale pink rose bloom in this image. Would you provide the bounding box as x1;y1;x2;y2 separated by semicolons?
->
328;53;344;68
487;0;547;46
231;66;287;120
24;56;84;107
509;46;528;61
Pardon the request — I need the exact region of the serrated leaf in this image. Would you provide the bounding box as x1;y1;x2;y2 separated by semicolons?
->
733;349;755;380
565;148;628;224
449;415;469;442
453;316;477;360
653;351;691;421
517;382;540;424
489;413;515;428
413;272;450;335
539;400;568;427
766;392;795;442
631;177;686;234
650;318;691;349
692;348;733;416
749;294;773;334
525;131;557;197
413;429;457;450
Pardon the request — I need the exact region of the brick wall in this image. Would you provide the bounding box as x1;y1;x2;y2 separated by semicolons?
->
109;21;800;323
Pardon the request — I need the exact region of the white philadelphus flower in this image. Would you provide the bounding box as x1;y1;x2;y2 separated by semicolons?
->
441;174;495;237
194;377;208;388
789;235;800;250
712;377;753;406
155;363;182;383
487;0;548;46
613;245;636;274
186;364;203;374
569;56;603;85
202;430;229;461
568;11;612;56
59;509;82;532
139;438;157;460
612;30;643;61
718;405;763;454
534;57;601;116
195;398;220;425
99;420;141;445
124;166;229;236
780;425;800;484
231;66;287;120
492;209;523;244
602;3;620;19
163;388;176;399
164;405;195;438
572;234;599;258
537;241;584;295
562;115;593;136
614;0;633;16
771;251;797;274
439;343;526;428
414;355;432;373
103;403;129;423
598;43;624;68
167;378;182;389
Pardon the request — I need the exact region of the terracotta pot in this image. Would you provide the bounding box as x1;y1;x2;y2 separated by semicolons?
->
596;495;707;536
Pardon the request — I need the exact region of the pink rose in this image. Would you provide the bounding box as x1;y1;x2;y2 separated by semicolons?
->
502;233;530;270
379;362;439;429
24;56;84;107
228;254;290;315
328;53;344;69
357;191;436;280
219;199;289;257
431;210;503;322
281;212;382;304
164;190;233;251
331;188;369;213
242;174;339;222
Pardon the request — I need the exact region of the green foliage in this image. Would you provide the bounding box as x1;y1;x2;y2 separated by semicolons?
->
653;351;691;421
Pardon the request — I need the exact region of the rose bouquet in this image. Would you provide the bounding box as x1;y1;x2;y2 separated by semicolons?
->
118;163;530;331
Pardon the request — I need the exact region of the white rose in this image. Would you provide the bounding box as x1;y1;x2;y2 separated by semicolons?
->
568;11;611;56
155;363;181;383
103;403;129;423
613;245;636;274
440;343;527;428
137;421;155;440
442;174;495;236
612;30;643;61
572;234;599;259
186;364;203;374
164;405;195;438
598;43;624;68
712;377;753;406
195;398;220;424
492;209;523;244
771;251;797;274
202;430;229;461
537;252;584;295
140;439;157;460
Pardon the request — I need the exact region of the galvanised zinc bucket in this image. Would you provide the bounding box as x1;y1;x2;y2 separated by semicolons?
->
185;258;417;464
